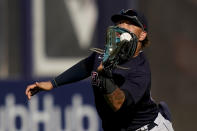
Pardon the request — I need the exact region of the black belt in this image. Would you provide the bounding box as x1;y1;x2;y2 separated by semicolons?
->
136;122;158;131
104;122;158;131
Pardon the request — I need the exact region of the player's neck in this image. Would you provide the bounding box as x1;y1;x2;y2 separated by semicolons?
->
133;43;142;58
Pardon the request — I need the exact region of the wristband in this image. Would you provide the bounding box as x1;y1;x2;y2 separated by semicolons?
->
99;75;117;94
51;79;58;88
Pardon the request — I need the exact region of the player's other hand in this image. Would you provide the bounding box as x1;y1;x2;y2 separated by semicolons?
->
97;63;104;72
25;81;53;100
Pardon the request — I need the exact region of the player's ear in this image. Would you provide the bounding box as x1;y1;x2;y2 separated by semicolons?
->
139;31;147;41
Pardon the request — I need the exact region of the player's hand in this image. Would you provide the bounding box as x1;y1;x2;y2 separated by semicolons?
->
25;81;53;100
97;62;113;78
97;63;104;72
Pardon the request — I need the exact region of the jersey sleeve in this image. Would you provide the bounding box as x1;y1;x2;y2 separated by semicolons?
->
114;52;151;109
120;71;150;106
51;52;96;88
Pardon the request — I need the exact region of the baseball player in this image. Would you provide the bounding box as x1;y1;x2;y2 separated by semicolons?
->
26;9;174;131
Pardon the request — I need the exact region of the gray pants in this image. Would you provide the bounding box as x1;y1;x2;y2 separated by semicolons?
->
136;113;174;131
151;113;174;131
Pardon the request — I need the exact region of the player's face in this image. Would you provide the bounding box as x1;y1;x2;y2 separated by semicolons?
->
116;20;147;57
116;20;147;42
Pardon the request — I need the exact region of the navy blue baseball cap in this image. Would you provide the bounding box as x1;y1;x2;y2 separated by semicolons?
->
111;9;148;32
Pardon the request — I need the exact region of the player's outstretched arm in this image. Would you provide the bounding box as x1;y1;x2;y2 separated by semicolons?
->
25;81;53;100
97;63;125;112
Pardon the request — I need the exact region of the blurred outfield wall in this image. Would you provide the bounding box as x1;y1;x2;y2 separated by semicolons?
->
0;0;197;131
0;0;130;131
138;0;197;130
0;80;100;131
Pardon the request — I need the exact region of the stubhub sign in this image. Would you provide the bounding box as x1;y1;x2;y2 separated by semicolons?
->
0;80;101;131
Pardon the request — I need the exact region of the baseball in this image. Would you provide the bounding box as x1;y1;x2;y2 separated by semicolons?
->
120;32;132;41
